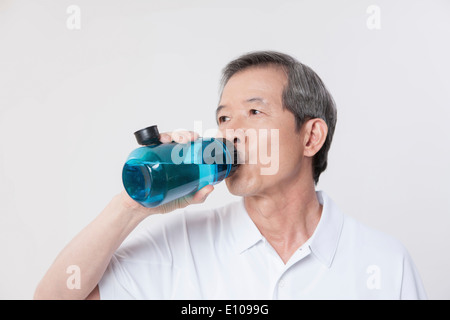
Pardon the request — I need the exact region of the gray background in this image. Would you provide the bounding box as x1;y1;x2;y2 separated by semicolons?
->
0;0;449;299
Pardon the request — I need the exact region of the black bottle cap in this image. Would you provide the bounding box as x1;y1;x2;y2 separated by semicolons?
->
134;125;161;146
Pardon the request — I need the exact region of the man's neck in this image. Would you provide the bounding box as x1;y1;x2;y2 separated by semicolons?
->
243;180;322;264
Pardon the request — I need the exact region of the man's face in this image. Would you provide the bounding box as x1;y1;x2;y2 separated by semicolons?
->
216;65;305;197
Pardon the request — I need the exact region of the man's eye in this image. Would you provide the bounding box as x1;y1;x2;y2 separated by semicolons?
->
218;116;230;123
250;109;262;115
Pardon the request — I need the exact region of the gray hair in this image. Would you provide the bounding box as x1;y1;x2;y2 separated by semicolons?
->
220;51;337;185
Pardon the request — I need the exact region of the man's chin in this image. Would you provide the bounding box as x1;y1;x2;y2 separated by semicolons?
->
225;169;258;197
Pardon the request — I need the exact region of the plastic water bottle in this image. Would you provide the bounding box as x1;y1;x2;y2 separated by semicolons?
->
122;125;239;208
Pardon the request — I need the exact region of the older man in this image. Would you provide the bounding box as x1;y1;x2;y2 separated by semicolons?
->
34;51;426;299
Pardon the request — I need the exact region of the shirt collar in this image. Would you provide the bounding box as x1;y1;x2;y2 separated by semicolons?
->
231;198;264;254
230;191;344;268
309;190;344;268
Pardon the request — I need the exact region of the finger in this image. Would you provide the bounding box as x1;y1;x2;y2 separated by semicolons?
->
190;131;200;141
170;131;199;144
158;185;214;214
159;133;172;143
189;185;214;204
179;131;199;142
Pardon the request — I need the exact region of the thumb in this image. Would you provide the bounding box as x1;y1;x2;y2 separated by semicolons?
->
190;185;214;204
157;185;214;214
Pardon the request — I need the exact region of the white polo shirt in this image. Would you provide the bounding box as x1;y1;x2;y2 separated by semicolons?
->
98;191;427;299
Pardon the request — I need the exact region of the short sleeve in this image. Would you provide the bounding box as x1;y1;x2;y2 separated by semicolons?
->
400;250;427;300
97;212;184;300
98;254;180;299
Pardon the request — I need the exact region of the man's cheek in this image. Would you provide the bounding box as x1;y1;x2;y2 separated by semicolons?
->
258;129;280;176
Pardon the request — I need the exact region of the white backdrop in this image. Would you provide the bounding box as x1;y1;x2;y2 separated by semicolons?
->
0;0;449;299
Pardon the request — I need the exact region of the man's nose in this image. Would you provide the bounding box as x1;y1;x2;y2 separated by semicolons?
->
220;122;250;165
222;120;248;148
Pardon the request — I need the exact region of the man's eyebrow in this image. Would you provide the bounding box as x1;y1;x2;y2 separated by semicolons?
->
216;105;226;118
216;97;268;120
246;97;267;104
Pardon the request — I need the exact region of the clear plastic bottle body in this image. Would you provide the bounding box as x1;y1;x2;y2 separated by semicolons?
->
122;138;234;208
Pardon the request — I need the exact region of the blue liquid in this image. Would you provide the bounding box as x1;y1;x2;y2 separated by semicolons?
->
122;139;233;208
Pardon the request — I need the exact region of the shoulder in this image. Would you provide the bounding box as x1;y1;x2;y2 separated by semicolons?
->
133;199;242;245
341;214;409;260
138;199;237;229
339;214;427;299
115;201;240;264
317;191;410;263
181;200;243;236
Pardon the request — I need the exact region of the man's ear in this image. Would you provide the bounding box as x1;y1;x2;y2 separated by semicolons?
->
303;118;328;157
